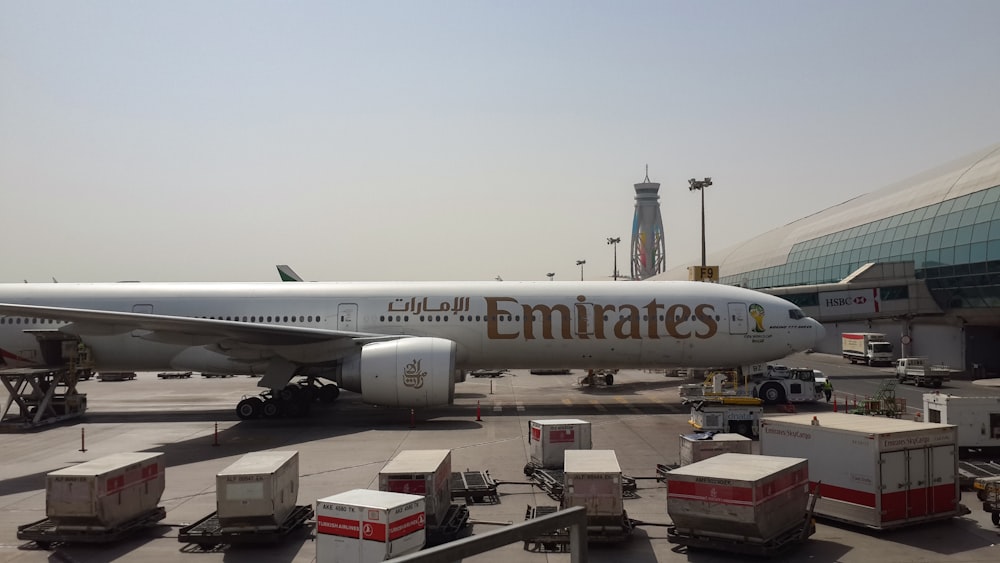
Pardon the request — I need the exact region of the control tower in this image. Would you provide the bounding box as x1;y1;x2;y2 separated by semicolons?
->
630;169;666;280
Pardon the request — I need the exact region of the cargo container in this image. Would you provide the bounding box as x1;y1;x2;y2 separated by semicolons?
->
923;394;1000;457
761;413;961;529
666;453;811;552
216;451;299;530
378;449;452;527
679;432;753;466
316;489;425;563
528;419;591;469
46;452;165;530
563;450;624;527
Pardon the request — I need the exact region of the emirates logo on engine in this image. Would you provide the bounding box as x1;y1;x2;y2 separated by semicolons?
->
403;359;427;389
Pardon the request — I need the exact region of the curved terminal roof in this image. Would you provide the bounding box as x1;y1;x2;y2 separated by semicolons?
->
659;142;1000;281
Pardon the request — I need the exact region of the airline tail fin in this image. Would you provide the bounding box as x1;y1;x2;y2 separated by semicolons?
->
276;265;304;282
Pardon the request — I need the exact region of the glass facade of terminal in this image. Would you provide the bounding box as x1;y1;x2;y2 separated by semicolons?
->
721;184;1000;308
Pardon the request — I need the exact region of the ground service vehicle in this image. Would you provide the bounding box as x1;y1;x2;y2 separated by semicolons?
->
842;332;893;366
896;357;948;388
742;364;823;404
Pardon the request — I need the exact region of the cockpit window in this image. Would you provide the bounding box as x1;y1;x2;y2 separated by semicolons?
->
788;308;805;320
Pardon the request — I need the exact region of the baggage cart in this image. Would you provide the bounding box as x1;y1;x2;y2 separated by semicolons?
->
177;504;313;549
17;506;166;549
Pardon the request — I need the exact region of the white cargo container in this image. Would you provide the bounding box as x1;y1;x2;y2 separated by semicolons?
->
761;413;961;529
216;450;299;530
46;452;165;530
378;449;452;527
528;418;592;469
563;450;624;525
923;394;1000;456
667;453;809;543
316;489;425;563
679;432;753;466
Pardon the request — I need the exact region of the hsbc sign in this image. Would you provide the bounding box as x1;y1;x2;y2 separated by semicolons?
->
819;289;880;316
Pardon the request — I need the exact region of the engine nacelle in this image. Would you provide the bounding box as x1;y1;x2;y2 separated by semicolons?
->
340;337;456;408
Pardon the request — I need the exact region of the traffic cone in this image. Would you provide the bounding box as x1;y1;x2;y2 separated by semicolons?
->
811;416;820;426
833;396;838;413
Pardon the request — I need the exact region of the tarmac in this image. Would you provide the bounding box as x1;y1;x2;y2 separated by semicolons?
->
1;369;1000;562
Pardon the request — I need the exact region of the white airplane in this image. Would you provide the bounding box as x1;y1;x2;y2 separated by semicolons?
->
0;281;823;419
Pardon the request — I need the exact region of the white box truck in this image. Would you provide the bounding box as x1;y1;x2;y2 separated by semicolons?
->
316;489;424;563
842;332;894;366
761;413;962;529
923;394;1000;457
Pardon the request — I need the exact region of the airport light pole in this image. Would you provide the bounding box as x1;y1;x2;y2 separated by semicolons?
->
546;272;555;281
576;260;586;281
688;177;713;268
607;237;621;281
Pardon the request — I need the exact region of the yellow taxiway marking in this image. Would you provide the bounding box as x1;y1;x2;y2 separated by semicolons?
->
615;396;644;415
590;399;608;412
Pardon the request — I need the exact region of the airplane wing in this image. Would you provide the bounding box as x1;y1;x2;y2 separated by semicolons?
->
0;302;399;348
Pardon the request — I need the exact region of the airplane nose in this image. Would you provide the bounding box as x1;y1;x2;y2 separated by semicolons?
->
811;318;825;346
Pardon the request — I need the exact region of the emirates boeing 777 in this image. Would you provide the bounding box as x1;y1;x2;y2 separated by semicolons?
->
0;281;823;419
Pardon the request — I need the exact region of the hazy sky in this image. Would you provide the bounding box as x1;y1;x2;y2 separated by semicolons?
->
3;1;999;283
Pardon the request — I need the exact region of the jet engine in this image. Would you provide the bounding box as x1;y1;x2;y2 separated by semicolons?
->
340;337;456;408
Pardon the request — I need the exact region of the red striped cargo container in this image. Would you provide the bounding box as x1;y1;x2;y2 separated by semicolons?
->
761;413;961;529
378;449;451;527
667;453;809;543
528;419;592;469
316;489;424;563
46;452;165;530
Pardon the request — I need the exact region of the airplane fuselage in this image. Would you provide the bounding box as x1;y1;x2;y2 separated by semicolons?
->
0;281;822;373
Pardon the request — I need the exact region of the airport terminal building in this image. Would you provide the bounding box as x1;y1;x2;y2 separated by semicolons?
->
660;143;1000;376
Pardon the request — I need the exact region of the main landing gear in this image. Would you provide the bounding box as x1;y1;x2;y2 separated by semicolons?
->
235;380;341;420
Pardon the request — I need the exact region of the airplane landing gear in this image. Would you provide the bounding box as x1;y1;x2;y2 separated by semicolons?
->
234;381;340;420
236;397;263;420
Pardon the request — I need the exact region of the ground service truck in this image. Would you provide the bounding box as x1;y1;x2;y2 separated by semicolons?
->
841;332;894;366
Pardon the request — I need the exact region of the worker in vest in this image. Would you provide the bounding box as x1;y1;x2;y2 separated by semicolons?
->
823;378;834;402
